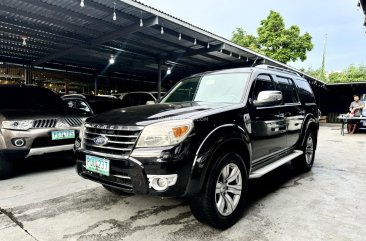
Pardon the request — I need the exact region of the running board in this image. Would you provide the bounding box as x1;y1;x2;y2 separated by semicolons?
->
249;150;303;179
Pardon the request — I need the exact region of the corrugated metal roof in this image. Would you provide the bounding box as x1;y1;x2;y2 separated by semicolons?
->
0;0;324;85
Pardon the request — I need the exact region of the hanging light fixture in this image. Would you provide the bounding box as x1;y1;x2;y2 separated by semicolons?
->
21;36;27;46
194;38;197;45
140;11;143;27
207;42;210;49
80;0;85;7
161;22;164;34
178;31;182;40
109;55;115;64
230;52;232;56
246;57;249;62
113;1;117;21
167;67;172;75
238;55;241;59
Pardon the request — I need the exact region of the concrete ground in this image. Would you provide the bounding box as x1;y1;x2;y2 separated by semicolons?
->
0;125;365;241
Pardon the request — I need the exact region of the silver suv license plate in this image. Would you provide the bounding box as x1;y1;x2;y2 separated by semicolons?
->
51;130;75;140
85;155;110;176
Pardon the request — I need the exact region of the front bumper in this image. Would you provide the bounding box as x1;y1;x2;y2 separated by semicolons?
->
0;127;80;159
75;141;195;197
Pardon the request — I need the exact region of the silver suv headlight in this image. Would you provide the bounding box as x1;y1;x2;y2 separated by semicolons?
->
1;120;34;130
136;119;193;148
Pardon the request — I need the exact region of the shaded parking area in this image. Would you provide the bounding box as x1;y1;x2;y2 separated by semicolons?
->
0;125;366;241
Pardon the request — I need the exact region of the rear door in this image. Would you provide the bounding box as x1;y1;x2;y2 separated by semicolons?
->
274;76;305;147
249;74;287;161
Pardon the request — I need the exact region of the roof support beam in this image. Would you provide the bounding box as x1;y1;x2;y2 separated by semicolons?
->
166;44;224;63
33;16;160;66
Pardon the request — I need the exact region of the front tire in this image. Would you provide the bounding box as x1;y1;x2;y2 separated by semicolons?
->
102;185;134;196
0;156;14;180
292;131;316;172
189;152;248;230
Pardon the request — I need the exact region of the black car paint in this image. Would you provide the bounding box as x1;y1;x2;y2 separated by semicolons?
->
75;67;319;197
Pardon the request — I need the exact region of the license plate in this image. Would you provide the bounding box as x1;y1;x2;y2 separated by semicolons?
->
85;155;110;176
51;130;75;140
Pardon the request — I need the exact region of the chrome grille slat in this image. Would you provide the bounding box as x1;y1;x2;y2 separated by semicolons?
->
84;143;132;151
84;137;134;145
83;123;142;157
84;131;139;138
33;118;57;128
64;118;82;127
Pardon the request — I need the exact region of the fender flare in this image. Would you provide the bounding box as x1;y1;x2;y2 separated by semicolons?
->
298;114;319;148
183;124;251;196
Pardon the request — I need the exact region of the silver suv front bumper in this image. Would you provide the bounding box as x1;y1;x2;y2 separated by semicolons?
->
0;126;80;159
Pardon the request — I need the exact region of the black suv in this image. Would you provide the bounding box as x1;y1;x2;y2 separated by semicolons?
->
0;85;89;179
61;94;125;115
75;65;319;229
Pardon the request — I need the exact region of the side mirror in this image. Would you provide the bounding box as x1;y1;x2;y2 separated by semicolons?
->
146;100;156;105
253;91;283;107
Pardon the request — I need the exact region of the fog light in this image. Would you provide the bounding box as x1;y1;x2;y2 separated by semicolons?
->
147;174;178;191
12;138;25;147
74;139;81;148
157;178;167;188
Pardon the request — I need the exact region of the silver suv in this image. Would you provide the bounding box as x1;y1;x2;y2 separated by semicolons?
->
0;85;89;179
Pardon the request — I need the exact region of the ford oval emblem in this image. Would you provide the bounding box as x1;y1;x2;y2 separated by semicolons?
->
93;136;108;146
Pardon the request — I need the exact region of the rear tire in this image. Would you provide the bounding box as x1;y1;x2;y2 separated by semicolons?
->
102;185;134;196
189;152;248;230
292;131;316;172
0;156;14;180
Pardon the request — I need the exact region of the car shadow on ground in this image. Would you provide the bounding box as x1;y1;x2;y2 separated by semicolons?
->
13;151;75;177
244;163;309;210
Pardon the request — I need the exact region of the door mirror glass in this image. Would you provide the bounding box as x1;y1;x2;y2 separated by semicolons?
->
253;91;283;107
146;100;156;105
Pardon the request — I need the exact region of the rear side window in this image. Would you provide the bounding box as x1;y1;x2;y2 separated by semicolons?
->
294;79;316;104
275;76;299;104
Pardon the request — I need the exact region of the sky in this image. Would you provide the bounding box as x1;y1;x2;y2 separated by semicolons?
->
139;0;366;72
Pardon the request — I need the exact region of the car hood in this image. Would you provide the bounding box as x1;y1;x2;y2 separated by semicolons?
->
87;102;240;126
0;108;89;121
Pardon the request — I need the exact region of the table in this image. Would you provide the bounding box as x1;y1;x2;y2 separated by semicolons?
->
337;115;366;135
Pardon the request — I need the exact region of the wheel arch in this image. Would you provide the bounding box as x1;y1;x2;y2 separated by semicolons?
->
183;124;251;196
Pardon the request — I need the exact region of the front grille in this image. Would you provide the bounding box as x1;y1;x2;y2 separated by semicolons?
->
83;123;143;157
64;118;83;127
32;118;82;129
33;119;57;128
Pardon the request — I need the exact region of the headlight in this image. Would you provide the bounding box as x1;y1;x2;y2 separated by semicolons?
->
136;119;193;147
1;120;34;130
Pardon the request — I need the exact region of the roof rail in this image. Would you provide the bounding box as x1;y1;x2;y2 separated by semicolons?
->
255;64;301;77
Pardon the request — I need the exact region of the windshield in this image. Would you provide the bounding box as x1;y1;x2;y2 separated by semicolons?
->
161;72;250;104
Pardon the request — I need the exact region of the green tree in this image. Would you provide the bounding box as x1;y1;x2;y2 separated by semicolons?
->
328;65;366;83
231;11;314;64
302;67;326;81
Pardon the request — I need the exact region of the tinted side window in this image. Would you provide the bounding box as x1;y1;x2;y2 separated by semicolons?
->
275;77;299;104
252;74;276;100
294;79;316;103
